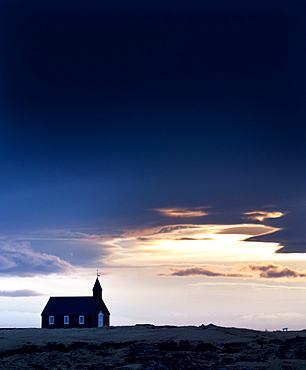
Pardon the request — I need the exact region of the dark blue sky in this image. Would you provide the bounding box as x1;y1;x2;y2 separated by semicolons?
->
0;0;305;270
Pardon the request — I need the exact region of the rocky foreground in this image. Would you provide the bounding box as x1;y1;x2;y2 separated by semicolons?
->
1;324;306;369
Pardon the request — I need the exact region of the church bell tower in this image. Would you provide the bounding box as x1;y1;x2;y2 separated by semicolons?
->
93;277;102;300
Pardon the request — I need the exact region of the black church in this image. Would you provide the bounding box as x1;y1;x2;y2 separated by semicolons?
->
41;278;110;328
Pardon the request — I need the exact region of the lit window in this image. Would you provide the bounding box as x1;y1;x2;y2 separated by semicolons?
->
64;316;69;325
79;315;84;325
49;316;54;325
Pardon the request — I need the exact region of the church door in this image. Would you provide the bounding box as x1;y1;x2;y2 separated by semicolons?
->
98;311;104;327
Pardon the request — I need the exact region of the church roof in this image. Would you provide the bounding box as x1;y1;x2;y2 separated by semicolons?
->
41;296;110;316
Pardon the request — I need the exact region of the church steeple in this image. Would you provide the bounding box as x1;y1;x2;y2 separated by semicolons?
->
93;277;102;300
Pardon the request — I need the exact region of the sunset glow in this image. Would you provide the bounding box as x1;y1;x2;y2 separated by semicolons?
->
104;223;293;266
0;0;305;331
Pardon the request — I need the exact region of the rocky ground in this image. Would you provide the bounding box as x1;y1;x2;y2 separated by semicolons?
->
1;324;306;369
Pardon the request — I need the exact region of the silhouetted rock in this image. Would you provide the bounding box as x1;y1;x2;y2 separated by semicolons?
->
193;341;219;352
223;342;246;354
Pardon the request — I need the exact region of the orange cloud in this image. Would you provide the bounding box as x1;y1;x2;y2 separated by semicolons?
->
242;211;286;222
154;207;210;217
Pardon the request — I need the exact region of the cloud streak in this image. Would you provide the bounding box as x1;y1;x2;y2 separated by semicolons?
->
0;290;43;297
161;263;306;280
162;267;251;278
154;207;210;218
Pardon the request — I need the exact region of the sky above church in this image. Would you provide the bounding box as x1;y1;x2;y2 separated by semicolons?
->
0;0;306;330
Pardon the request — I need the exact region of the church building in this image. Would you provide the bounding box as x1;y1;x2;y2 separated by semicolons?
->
41;278;110;328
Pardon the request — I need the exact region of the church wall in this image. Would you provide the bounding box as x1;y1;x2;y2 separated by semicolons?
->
41;314;93;329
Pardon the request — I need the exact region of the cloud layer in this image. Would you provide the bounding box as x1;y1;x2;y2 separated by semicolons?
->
161;267;251;278
154;207;210;217
109;223;282;266
0;242;74;276
0;290;43;297
163;263;306;280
